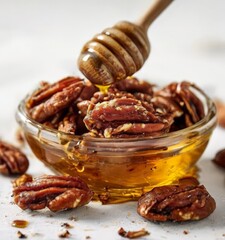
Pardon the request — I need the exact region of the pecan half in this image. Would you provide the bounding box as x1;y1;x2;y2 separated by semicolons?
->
0;140;29;175
137;185;216;222
84;97;168;137
13;175;94;212
212;149;225;169
155;81;205;127
26;77;80;108
26;77;84;123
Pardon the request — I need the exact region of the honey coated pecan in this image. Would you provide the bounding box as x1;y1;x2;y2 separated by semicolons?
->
113;77;154;95
0;140;29;175
13;175;94;212
155;81;205;127
84;97;167;138
137;185;216;222
58;108;77;134
26;77;84;123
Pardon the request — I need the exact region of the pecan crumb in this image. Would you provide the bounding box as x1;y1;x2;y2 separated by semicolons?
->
15;128;25;145
98;192;110;204
183;230;189;235
58;229;70;238
68;216;77;221
118;227;150;239
17;231;27;239
61;223;73;229
212;149;225;169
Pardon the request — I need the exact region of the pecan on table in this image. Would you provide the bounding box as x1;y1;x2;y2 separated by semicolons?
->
212;149;225;169
137;185;216;222
84;97;168;138
26;76;84;123
155;81;205;127
13;175;94;212
0;140;29;175
118;227;150;239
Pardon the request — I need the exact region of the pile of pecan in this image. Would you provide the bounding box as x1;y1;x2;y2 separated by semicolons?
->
25;76;205;138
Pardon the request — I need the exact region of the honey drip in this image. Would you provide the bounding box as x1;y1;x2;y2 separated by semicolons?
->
95;84;110;94
12;220;29;228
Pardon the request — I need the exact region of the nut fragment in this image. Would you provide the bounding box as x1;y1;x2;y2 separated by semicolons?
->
17;231;27;239
212;149;225;169
0;140;29;175
137;185;216;222
12;174;33;188
58;110;77;134
118;227;150;239
60;223;73;229
58;229;71;238
13;175;93;212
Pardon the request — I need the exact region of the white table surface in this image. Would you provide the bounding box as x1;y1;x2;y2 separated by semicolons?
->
0;0;225;239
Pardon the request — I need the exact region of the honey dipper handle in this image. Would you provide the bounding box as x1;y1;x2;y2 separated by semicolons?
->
136;0;173;32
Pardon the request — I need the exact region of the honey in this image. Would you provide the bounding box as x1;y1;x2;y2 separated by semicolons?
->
12;220;29;228
95;84;110;94
24;130;210;204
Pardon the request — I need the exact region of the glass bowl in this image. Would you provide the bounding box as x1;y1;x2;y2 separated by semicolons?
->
16;86;217;204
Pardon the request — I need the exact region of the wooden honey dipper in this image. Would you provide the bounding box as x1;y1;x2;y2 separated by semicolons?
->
78;0;173;86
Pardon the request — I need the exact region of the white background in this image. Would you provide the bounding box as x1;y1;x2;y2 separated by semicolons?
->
0;0;225;239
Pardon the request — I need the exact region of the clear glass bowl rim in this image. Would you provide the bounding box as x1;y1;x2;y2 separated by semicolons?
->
16;85;217;151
